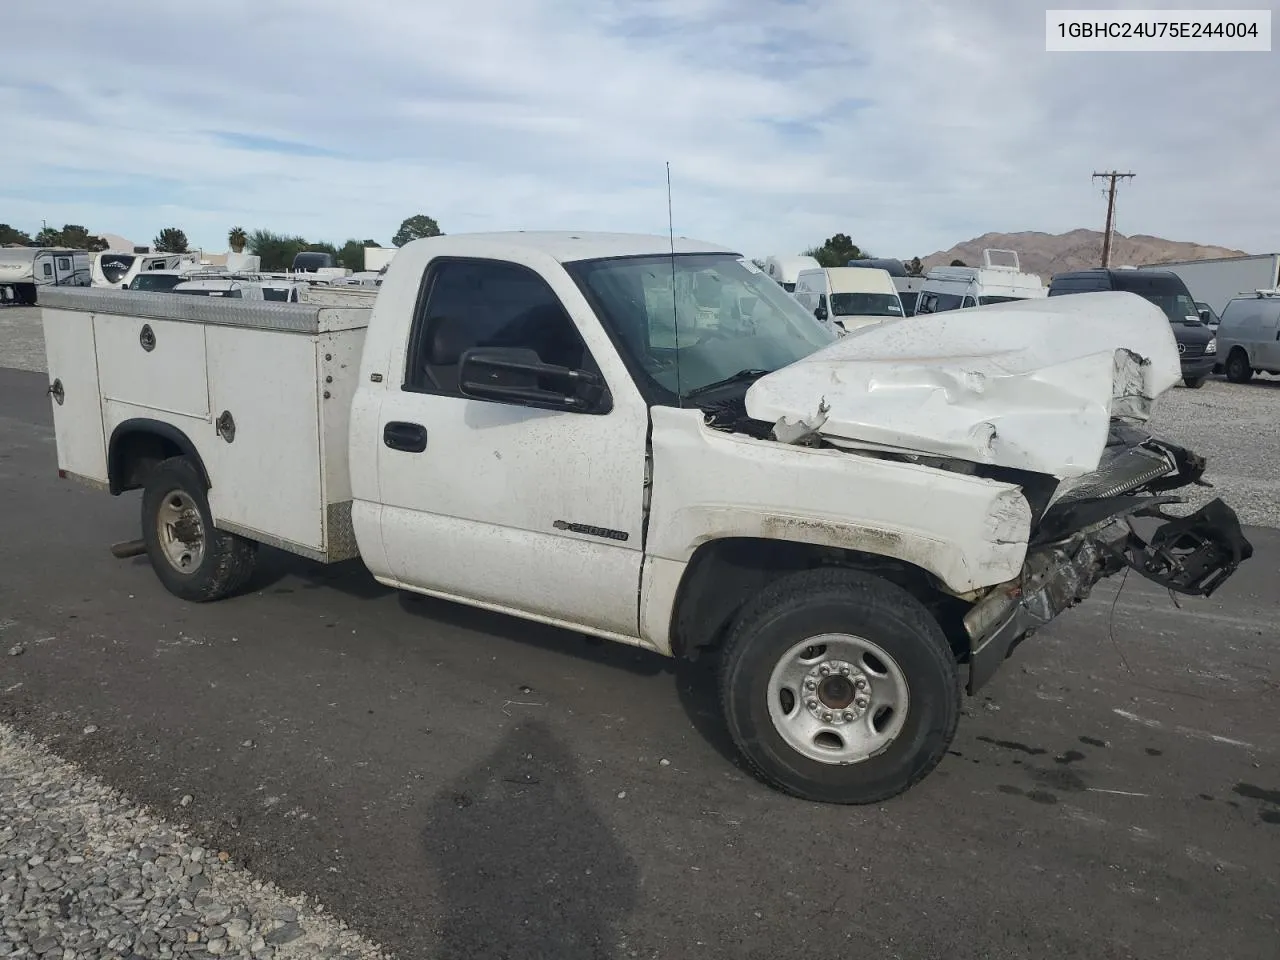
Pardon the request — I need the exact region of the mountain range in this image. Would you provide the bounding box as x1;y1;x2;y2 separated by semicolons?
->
919;230;1248;279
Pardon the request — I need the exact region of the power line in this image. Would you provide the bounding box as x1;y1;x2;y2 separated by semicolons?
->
1092;171;1135;268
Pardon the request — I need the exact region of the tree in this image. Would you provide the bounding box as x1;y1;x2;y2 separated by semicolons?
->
228;226;247;253
247;229;310;271
0;223;33;246
154;227;189;253
33;224;108;251
907;256;923;276
338;238;380;272
802;233;866;268
949;259;967;267
392;214;442;248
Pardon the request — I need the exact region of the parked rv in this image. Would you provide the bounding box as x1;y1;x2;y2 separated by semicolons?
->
847;258;924;316
93;251;199;290
1138;253;1280;316
916;250;1046;315
762;254;821;293
1047;268;1216;388
38;232;1251;805
794;267;905;333
1215;289;1280;383
0;247;90;304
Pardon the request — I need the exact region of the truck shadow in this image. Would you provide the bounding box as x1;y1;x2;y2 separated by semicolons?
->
420;721;640;960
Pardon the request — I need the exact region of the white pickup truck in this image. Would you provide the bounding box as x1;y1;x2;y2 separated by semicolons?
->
39;231;1253;804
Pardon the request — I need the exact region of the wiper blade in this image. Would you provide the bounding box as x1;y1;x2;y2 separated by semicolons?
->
681;368;771;401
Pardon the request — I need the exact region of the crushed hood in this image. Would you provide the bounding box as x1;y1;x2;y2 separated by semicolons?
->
745;292;1182;478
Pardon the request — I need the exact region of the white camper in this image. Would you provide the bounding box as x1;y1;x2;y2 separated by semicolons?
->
1138;253;1280;317
93;251;200;290
916;249;1046;315
794;267;905;333
762;255;821;293
0;248;90;304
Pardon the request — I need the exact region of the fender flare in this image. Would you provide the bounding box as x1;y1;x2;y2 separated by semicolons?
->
107;418;211;495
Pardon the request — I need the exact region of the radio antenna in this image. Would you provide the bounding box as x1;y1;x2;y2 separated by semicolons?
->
667;161;683;406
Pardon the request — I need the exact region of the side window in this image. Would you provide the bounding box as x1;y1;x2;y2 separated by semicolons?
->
42;263;53;278
918;293;935;314
406;258;592;398
57;257;70;271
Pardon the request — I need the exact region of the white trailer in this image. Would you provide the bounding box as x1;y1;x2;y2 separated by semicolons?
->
1138;254;1280;316
363;246;398;272
0;247;91;304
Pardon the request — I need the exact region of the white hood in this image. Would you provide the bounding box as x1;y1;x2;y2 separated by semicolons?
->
745;292;1183;479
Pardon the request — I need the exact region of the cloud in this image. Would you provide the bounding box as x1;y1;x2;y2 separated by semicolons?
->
0;0;1273;259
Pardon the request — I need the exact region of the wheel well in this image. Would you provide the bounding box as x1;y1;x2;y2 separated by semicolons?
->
668;537;971;663
1227;346;1250;362
108;420;210;495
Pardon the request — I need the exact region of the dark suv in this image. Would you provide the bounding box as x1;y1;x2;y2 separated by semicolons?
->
1047;269;1216;388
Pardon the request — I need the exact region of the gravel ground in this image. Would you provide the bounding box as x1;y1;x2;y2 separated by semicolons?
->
0;722;391;960
5;303;1273;524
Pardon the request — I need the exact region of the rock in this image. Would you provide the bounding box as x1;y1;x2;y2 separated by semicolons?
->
190;847;205;862
206;938;227;956
264;922;302;945
82;725;98;735
178;795;193;808
31;937;59;954
7;644;23;656
659;758;671;767
224;920;249;940
201;904;231;925
271;906;297;923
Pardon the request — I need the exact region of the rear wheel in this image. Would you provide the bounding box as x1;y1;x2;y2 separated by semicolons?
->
141;457;257;602
719;568;960;804
1225;349;1253;384
1183;376;1207;389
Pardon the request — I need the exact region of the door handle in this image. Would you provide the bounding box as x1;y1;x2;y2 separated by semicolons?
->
383;421;428;453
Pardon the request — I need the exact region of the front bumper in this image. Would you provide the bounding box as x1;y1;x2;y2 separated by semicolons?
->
963;437;1253;694
1181;356;1216;379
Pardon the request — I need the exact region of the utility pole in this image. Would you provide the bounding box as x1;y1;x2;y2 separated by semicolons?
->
1092;171;1135;268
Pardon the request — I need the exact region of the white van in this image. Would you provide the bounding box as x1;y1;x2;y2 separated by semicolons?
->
794;267;905;333
916;249;1046;315
762;255;821;293
1215;289;1280;383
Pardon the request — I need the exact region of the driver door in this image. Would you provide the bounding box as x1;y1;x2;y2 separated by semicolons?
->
374;257;650;638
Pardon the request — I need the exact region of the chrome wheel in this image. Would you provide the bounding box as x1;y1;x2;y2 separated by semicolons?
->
766;633;910;764
156;489;205;573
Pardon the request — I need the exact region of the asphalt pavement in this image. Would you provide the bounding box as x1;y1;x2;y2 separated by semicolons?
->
1;365;1277;960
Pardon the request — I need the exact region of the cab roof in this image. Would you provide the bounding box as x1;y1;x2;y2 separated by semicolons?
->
403;231;736;264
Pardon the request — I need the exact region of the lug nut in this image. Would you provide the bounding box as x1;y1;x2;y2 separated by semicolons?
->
855;697;869;709
804;679;817;691
822;712;833;722
819;664;831;676
843;711;855;722
855;677;868;690
839;665;850;676
807;699;818;709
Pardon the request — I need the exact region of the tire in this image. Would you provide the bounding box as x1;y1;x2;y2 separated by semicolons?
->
719;568;960;804
141;456;257;602
1183;376;1206;389
1224;349;1253;384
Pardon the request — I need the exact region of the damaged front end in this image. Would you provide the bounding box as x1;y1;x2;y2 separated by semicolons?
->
964;429;1254;694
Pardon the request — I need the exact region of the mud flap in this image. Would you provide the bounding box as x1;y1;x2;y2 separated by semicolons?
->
1112;498;1253;597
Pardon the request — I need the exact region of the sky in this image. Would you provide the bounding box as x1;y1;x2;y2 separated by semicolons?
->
0;0;1275;259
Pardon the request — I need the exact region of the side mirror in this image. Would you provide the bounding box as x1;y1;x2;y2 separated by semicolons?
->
459;347;610;414
814;304;828;321
1199;309;1211;323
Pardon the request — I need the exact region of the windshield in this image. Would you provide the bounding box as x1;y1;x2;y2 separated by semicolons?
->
831;292;902;317
566;253;835;402
128;273;183;292
98;254;134;284
1141;292;1202;324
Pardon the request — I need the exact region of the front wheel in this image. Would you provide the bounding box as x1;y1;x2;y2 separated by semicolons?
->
719;569;960;804
141;457;257;602
1183;376;1207;389
1224;349;1253;384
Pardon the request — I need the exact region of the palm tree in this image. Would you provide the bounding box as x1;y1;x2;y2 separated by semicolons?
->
228;226;247;254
